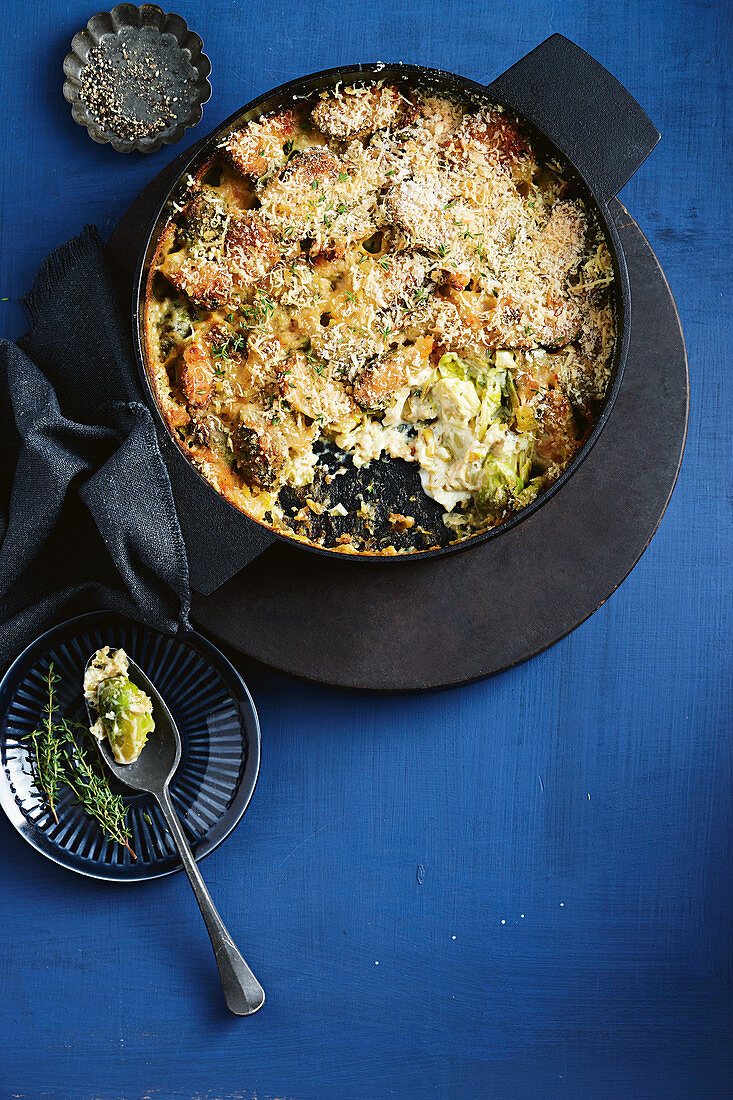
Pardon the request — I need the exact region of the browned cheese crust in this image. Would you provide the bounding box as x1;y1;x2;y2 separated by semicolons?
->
144;82;616;553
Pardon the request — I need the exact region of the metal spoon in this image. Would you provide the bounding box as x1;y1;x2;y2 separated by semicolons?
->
84;653;265;1016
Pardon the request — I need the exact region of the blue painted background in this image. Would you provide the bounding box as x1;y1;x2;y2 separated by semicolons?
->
1;1;731;1097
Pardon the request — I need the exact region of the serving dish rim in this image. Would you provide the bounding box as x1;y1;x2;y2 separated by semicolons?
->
133;59;632;564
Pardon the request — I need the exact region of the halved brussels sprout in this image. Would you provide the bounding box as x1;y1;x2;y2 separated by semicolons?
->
96;676;155;765
432;376;481;423
437;352;471;380
476;368;507;438
515;405;538;433
494;350;516;372
514;474;548;509
477;440;534;517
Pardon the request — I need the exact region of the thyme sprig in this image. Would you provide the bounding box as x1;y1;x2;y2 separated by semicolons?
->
25;664;65;823
24;665;136;858
62;723;136;859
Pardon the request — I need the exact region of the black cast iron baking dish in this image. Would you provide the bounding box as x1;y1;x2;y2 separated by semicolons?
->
132;34;660;576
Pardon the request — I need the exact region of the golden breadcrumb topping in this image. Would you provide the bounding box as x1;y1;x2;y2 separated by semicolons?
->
145;81;615;554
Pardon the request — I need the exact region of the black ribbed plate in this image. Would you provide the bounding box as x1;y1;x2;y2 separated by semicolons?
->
0;612;260;881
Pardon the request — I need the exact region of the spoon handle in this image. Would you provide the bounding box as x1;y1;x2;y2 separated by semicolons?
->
157;786;265;1016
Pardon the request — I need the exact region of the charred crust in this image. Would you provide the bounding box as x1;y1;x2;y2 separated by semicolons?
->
234;422;282;488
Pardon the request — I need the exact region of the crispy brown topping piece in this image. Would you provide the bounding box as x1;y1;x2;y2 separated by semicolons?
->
161;254;232;308
311;84;403;138
269;147;342;192
353;352;410;410
225;215;281;282
234;417;284;488
161;213;279;308
362;251;428;310
259;148;366;254
352;339;433;410
533;202;586;280
534;389;579;468
385;179;451;253
388;513;415;531
490;292;582;349
277;353;356;423
179;343;214;408
444;111;532;181
226;111;295;177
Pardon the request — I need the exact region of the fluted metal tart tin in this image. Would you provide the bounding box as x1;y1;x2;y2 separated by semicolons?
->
62;4;211;153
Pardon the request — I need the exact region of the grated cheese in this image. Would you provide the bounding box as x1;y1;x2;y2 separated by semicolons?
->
145;82;616;552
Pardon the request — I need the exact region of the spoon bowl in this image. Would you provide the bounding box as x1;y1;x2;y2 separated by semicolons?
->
84;656;181;795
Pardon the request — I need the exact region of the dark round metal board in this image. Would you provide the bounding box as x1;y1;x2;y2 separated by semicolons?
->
0;612;261;881
188;207;688;691
108;168;688;692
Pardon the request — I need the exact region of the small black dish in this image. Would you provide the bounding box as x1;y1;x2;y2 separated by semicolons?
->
62;4;211;153
0;612;260;882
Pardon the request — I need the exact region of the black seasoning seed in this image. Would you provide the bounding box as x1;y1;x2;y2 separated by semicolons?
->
77;28;198;143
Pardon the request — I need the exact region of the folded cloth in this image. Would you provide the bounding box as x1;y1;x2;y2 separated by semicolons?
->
0;226;190;671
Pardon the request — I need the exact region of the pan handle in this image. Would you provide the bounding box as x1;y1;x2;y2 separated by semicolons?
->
486;34;660;206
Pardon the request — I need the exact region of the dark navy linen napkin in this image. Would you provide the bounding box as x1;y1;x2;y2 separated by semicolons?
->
0;226;190;671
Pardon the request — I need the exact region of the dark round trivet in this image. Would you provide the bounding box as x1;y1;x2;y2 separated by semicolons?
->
188;206;688;691
107;187;688;691
63;4;211;153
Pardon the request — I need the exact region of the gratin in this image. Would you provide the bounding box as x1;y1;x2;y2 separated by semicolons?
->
144;81;615;554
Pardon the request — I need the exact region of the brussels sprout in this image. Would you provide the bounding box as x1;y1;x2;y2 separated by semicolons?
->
503;371;520;413
474;364;524;435
439;421;475;461
476;457;514;516
494;350;516;372
516;405;538;433
437;352;470;380
514;474;548;509
475;367;507;437
432;376;481;423
97;676;155;765
477;441;534;517
437;352;491;384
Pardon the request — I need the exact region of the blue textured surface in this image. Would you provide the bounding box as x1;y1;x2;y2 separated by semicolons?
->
0;2;731;1098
